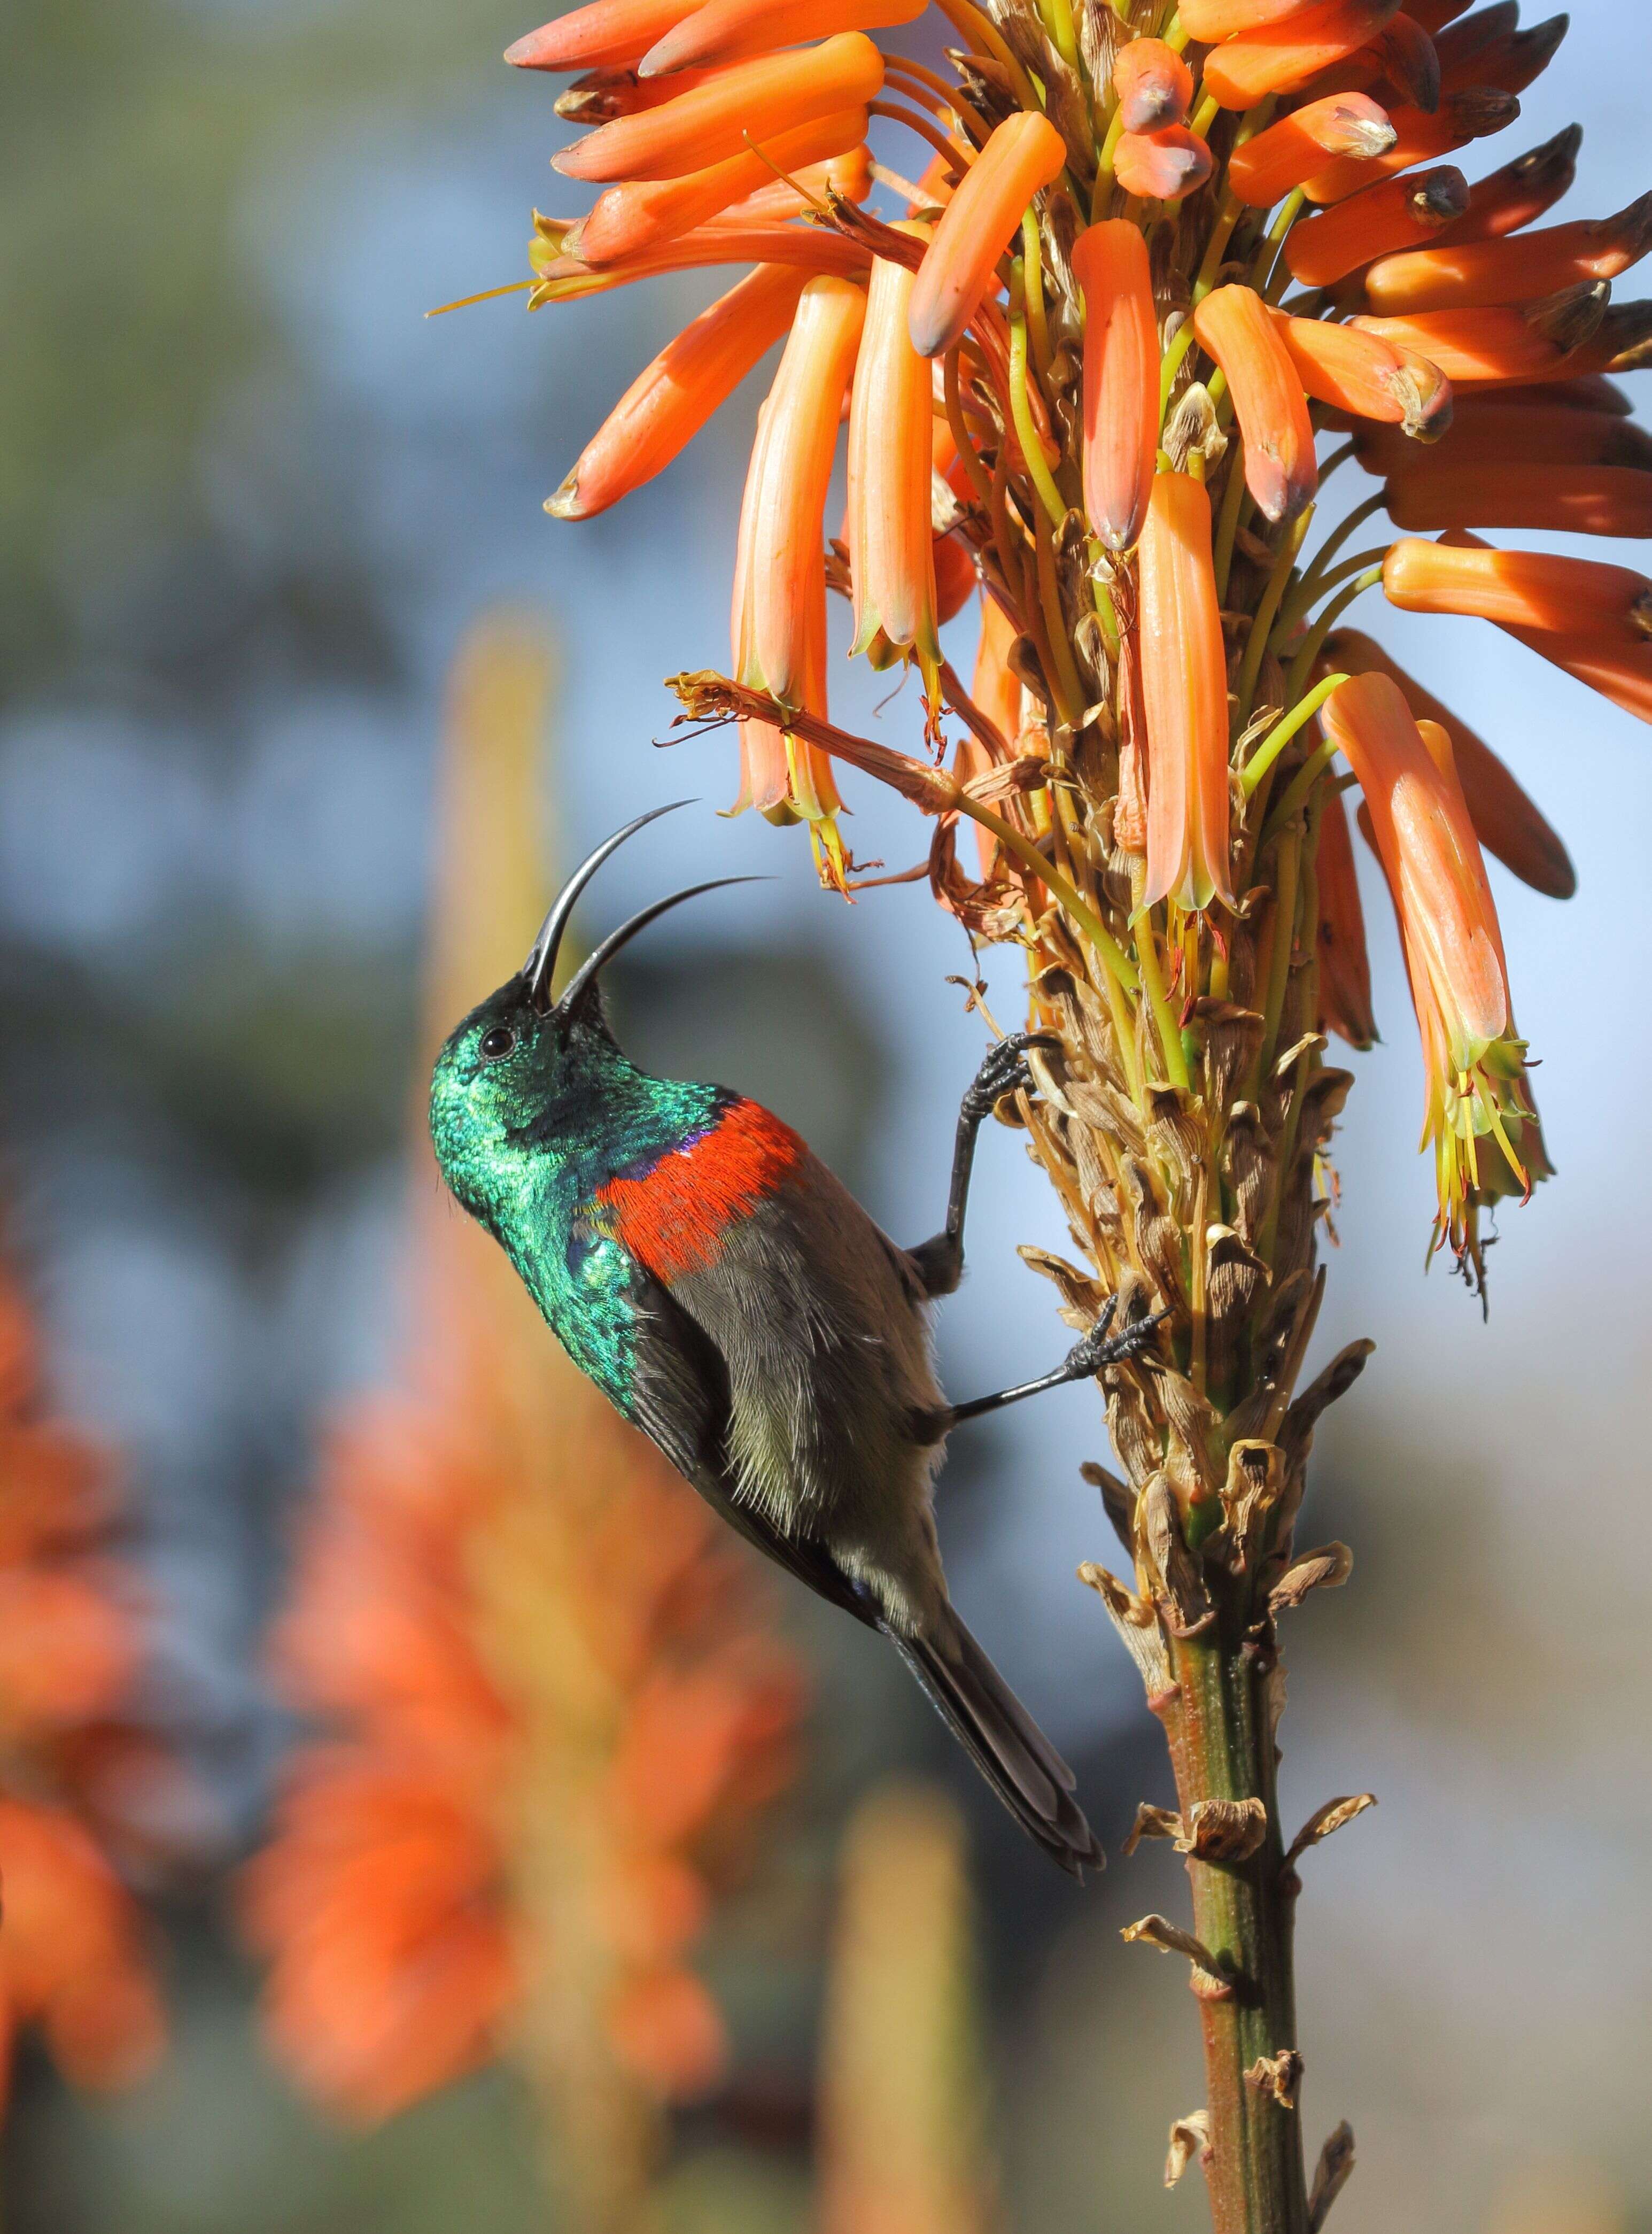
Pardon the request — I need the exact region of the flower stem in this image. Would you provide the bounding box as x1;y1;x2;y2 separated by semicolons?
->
1163;1628;1312;2234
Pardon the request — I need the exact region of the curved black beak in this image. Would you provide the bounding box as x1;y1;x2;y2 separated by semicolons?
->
553;877;765;1021
522;799;695;1011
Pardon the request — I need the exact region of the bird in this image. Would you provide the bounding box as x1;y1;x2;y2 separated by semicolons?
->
428;803;1161;1874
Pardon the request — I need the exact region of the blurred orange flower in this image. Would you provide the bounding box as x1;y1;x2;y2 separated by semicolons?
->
0;1265;165;2105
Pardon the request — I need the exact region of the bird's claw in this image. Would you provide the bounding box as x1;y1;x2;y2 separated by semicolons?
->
1064;1304;1169;1380
961;1032;1059;1125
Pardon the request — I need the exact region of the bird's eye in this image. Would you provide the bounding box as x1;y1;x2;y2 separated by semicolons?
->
479;1025;517;1063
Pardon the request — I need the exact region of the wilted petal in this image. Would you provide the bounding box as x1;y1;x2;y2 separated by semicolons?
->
907;113;1066;360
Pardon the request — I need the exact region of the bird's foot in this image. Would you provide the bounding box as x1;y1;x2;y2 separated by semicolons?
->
960;1032;1058;1126
1064;1302;1169;1381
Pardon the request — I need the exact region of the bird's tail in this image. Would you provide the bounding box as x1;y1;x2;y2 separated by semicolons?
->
893;1613;1104;1877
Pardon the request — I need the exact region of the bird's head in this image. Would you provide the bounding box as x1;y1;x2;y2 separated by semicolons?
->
429;802;754;1219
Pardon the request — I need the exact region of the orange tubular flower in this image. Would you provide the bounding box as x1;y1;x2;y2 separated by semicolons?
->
1433;122;1580;247
1301;88;1517;203
1355;398;1652;476
1439;530;1652;728
1192;284;1316;523
1114;128;1213;202
549;266;806;519
1228;94;1395;210
1273;309;1432;425
1322;671;1535;1258
1203;0;1405;111
1072;221;1157;552
848;238;941;709
1299;10;1440;109
1362;191;1652;315
718;145;874;223
906;113;1066;360
1383;536;1652;641
1178;0;1324;36
1437;9;1566;97
1325;628;1574;897
555;65;725;120
732;275;865;834
1314;781;1376;1050
1348;294;1600;386
553;32;885;181
1384;460;1652;538
1284;165;1467;288
571;108;869;262
531;223;870;302
639;0;922;73
1112;38;1193;132
507;0;701;71
1139;472;1233;911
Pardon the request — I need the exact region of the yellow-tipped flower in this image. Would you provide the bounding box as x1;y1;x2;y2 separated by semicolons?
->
848;237;941;713
1139;472;1233;913
1072;221;1158;553
907;113;1066;361
1325;628;1574;899
1323;671;1537;1264
550;265;807;518
1192;284;1317;523
732;274;865;845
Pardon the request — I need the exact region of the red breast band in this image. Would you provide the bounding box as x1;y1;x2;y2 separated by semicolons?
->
598;1099;804;1281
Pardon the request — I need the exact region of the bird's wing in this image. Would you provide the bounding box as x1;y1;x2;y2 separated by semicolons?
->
619;1250;876;1628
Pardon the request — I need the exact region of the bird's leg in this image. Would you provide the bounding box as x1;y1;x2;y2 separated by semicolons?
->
906;1033;1059;1300
943;1299;1169;1427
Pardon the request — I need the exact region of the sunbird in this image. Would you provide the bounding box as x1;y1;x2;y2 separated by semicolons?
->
428;805;1159;1873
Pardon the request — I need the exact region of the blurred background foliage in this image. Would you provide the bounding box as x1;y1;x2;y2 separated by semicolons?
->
6;0;1652;2227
